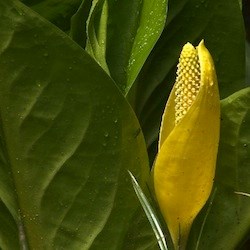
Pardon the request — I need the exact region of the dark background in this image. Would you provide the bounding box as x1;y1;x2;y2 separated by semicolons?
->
243;0;250;85
239;2;250;250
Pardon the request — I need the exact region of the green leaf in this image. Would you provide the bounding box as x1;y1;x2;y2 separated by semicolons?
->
86;0;110;74
0;0;149;249
126;0;168;92
86;0;168;94
129;171;169;250
188;87;250;249
131;0;246;161
21;0;82;31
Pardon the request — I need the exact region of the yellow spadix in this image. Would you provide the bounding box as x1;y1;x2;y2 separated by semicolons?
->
153;40;220;249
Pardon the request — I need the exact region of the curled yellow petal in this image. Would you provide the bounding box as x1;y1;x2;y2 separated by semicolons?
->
153;40;220;249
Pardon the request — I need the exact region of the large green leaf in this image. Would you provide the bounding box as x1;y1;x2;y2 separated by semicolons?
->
0;1;150;249
131;0;246;162
188;87;250;249
85;0;168;94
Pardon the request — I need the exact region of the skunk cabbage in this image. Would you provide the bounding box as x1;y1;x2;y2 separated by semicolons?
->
153;41;220;249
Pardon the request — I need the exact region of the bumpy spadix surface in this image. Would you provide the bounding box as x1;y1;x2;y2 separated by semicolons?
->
154;41;220;250
175;43;200;124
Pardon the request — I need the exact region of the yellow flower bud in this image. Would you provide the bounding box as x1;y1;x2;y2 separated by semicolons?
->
153;40;220;249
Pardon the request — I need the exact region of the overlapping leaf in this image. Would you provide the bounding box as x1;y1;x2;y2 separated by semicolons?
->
85;0;168;94
85;0;110;74
20;0;82;31
70;0;93;48
129;171;168;250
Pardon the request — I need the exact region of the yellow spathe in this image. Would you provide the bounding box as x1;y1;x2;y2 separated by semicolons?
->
153;40;220;250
